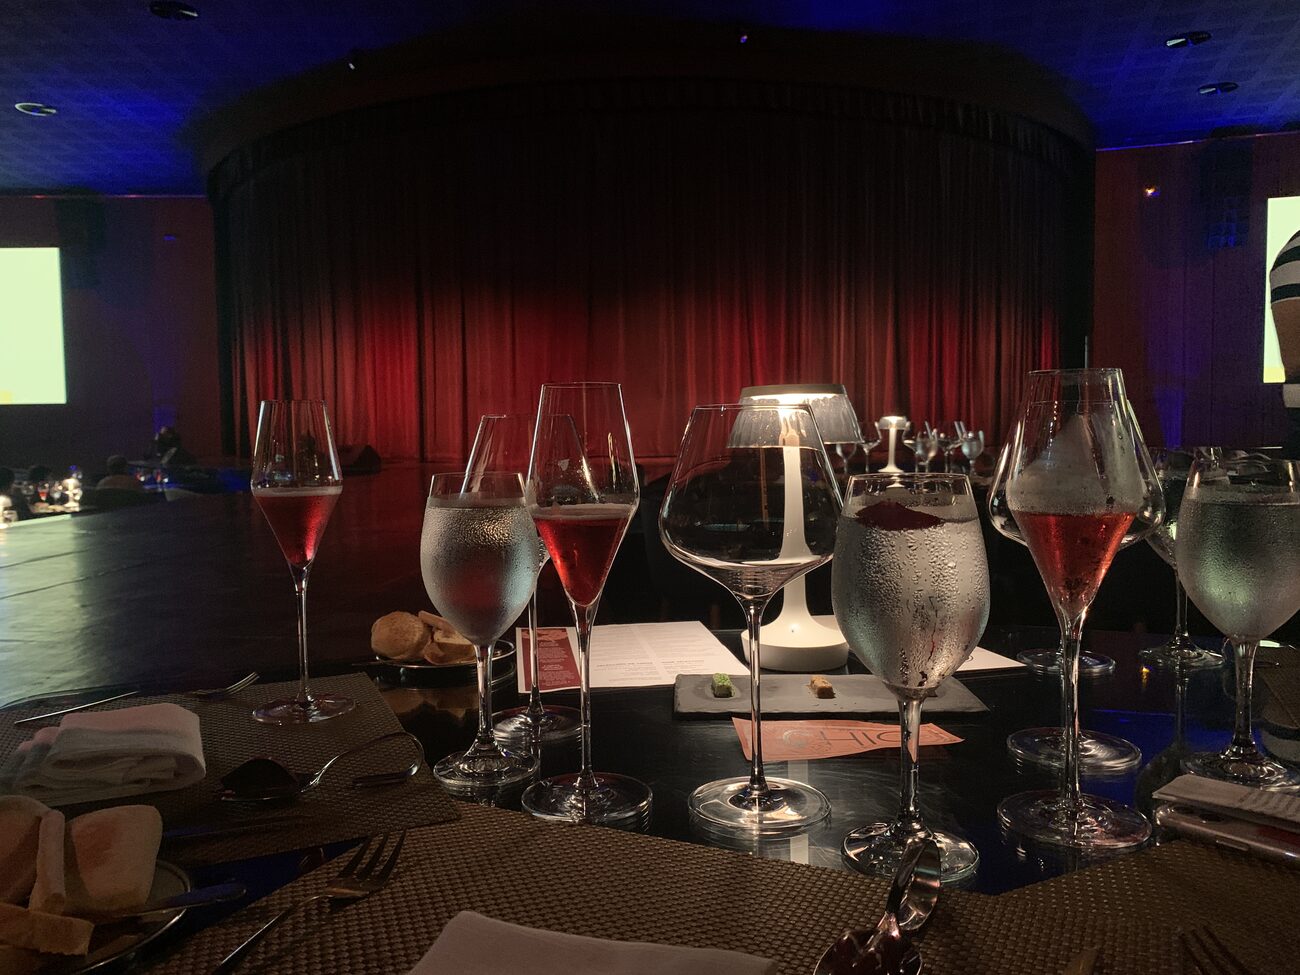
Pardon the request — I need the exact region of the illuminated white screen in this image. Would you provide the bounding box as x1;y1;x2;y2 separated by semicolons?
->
1264;195;1300;383
0;248;67;404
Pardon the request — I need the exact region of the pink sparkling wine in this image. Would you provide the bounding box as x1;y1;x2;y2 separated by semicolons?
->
254;486;342;568
1014;509;1134;619
533;504;633;607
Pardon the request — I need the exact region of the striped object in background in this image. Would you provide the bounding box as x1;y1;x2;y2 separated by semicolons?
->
1271;228;1300;381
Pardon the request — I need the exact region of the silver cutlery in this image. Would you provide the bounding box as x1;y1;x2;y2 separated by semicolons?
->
163;813;309;843
86;882;247;920
13;671;260;726
211;831;405;974
1179;926;1255;975
217;731;424;803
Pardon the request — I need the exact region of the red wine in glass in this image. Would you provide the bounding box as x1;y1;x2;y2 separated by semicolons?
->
253;487;341;568
533;505;633;606
1014;510;1134;620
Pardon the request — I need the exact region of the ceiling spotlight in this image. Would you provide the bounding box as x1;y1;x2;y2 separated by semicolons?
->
1166;30;1211;48
1143;185;1161;198
149;1;199;20
14;102;57;116
1198;82;1239;95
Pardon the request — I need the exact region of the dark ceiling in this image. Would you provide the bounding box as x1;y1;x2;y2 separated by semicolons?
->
4;0;1300;196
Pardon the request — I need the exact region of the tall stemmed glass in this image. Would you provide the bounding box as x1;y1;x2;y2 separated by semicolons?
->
422;472;539;796
464;414;582;748
834;473;989;882
991;368;1163;850
1178;456;1300;786
660;404;839;835
250;399;352;725
521;383;650;828
1141;448;1224;671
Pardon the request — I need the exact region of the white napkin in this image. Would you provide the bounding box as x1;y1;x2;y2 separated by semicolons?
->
409;912;777;975
0;703;205;806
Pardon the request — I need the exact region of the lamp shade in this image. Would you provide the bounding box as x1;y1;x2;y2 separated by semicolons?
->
738;384;864;444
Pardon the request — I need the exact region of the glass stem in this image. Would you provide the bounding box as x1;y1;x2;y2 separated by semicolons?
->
1174;574;1190;643
466;644;498;756
896;697;927;837
1058;611;1086;815
742;596;773;799
291;564;313;709
1226;639;1262;760
525;591;545;720
575;598;600;794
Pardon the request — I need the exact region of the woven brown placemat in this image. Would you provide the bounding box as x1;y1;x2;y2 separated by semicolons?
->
0;674;458;865
137;803;1300;975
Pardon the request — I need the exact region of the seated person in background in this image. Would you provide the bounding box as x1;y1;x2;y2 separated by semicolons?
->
0;467;33;520
97;455;145;492
150;426;197;466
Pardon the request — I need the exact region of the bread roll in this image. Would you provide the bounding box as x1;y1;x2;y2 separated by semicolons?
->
0;796;47;905
0;903;93;956
27;810;65;915
65;806;162;913
371;611;431;661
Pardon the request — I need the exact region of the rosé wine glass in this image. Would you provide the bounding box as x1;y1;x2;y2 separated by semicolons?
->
250;399;351;725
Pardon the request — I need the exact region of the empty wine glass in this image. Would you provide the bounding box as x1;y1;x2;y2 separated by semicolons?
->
660;403;840;836
464;414;582;749
991;368;1162;850
1141;448;1224;671
422;472;540;796
250;399;352;725
834;473;990;883
1178;456;1300;787
521;383;649;828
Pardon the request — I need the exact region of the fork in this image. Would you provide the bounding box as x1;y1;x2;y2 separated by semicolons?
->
13;671;260;726
1179;927;1255;975
211;831;406;974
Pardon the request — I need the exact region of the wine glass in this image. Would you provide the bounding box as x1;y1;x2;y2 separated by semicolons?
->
422;472;540;796
834;473;989;882
1141;448;1224;671
1177;456;1300;787
521;382;649;828
659;403;839;835
991;368;1163;850
464;414;582;749
250;399;352;725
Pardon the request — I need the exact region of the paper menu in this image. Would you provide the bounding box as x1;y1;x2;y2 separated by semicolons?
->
516;621;745;693
808;616;1024;672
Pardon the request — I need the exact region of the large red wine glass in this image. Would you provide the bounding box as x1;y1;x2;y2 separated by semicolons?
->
521;383;649;829
989;369;1163;850
250;399;352;725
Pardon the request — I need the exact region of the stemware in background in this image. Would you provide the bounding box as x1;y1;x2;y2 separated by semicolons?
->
521;382;649;828
834;473;989;882
421;472;540;796
1177;456;1300;787
463;414;582;749
991;368;1163;850
250;399;352;724
1141;448;1224;671
659;403;840;835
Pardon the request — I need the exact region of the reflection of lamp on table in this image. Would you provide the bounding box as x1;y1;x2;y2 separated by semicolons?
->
736;384;863;672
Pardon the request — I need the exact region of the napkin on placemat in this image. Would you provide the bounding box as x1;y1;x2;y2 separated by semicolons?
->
0;703;204;806
410;911;777;975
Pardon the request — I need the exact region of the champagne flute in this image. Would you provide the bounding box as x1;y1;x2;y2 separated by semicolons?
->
464;414;582;748
1177;456;1300;786
1141;448;1224;671
521;382;649;828
834;473;989;882
250;399;352;725
422;472;540;796
659;403;839;835
991;368;1162;850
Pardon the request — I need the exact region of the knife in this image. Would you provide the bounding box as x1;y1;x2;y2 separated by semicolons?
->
1062;947;1100;975
163;813;307;842
84;882;247;920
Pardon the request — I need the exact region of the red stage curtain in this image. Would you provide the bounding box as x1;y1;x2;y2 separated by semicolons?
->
213;79;1087;472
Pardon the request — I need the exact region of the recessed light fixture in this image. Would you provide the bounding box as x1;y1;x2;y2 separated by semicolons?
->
1199;82;1239;95
1166;30;1211;48
149;1;199;20
14;102;57;116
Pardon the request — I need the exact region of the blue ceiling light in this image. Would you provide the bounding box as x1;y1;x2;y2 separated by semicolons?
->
1199;82;1239;95
1165;31;1211;48
14;102;57;116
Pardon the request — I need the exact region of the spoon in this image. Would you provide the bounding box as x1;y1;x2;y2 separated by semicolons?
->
218;731;424;803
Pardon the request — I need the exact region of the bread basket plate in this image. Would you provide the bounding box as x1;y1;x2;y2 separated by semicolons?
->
38;861;191;975
367;639;515;686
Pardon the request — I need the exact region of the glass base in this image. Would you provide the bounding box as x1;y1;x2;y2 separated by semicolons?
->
1016;650;1115;677
688;776;830;836
522;772;652;830
998;789;1151;851
1007;727;1142;772
1139;635;1223;671
493;705;582;747
433;744;537;797
1182;748;1300;788
842;823;978;885
253;693;354;726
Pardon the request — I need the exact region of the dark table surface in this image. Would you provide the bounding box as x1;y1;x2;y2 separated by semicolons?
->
1;464;1294;901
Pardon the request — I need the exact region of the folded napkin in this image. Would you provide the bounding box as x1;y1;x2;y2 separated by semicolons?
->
410;912;777;975
0;703;204;806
